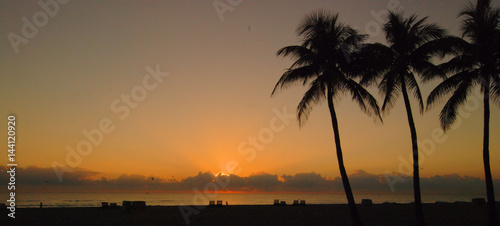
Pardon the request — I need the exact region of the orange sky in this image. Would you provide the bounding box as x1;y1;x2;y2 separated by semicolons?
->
0;0;499;184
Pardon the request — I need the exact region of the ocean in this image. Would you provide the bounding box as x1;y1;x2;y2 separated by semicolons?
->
9;192;496;208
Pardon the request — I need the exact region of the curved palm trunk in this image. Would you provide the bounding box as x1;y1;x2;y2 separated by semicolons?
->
401;81;425;226
327;88;363;226
482;86;499;226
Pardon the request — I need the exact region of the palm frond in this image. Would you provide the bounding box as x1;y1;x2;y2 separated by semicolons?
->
413;59;446;82
379;69;401;113
438;55;478;74
271;65;320;96
408;42;445;82
338;34;368;65
492;74;500;106
343;77;382;121
277;46;317;68
426;70;477;110
439;78;475;131
405;72;424;113
297;77;327;126
354;43;394;85
384;12;409;50
415;23;445;46
297;10;338;41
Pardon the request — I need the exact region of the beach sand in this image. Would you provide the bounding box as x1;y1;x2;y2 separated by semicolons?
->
1;203;498;225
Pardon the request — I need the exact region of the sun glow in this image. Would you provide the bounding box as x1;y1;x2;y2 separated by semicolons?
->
215;172;230;177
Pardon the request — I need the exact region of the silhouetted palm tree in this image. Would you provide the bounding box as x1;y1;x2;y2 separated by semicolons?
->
427;0;500;224
272;11;381;226
354;12;445;226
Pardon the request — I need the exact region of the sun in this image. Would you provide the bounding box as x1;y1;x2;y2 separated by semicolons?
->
214;172;230;177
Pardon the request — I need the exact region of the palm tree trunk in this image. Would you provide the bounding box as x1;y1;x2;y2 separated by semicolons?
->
401;80;425;226
482;86;499;226
327;88;363;226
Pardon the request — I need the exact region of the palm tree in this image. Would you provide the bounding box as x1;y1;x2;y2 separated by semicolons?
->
271;11;381;226
354;12;445;226
426;0;500;224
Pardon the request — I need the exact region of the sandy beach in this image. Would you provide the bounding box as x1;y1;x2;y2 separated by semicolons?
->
1;203;498;226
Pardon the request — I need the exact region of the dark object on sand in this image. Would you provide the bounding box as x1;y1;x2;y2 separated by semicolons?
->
40;202;43;208
273;199;288;206
208;200;225;207
362;199;373;207
472;198;486;206
293;200;306;206
122;201;132;212
101;202;119;209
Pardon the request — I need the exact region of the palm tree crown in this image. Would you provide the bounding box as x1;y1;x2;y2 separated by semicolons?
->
272;11;381;125
356;12;445;113
427;0;500;129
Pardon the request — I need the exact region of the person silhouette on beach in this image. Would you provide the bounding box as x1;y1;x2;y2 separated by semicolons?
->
40;202;43;208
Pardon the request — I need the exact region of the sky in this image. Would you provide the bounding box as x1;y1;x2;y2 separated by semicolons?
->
0;0;499;193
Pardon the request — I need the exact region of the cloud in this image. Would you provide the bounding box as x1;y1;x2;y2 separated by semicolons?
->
246;173;281;191
179;171;280;192
282;172;333;191
181;172;218;189
0;165;98;186
421;174;485;193
338;170;385;191
1;166;499;194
